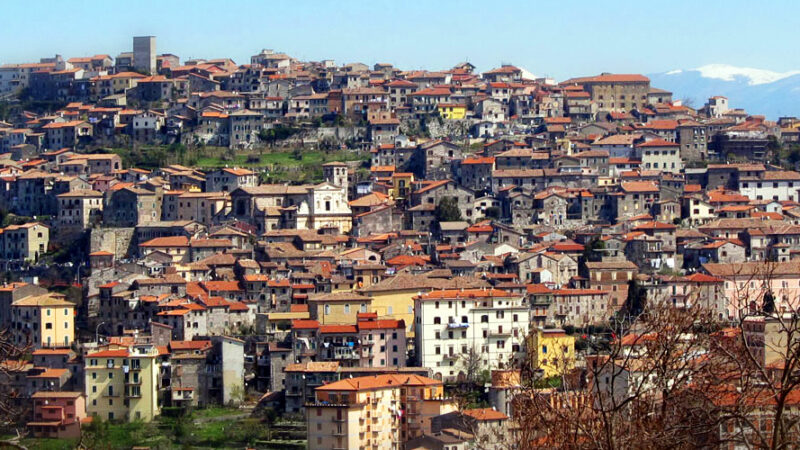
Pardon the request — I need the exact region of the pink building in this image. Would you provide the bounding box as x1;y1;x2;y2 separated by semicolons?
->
703;261;800;319
28;391;87;438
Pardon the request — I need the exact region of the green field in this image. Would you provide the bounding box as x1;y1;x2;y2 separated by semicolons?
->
17;414;305;450
104;144;369;184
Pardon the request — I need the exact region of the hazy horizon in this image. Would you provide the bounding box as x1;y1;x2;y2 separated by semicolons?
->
2;0;799;80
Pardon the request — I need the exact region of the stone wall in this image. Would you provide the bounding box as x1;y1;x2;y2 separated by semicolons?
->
90;227;136;259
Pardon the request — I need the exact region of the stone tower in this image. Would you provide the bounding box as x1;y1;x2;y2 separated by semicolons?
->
322;161;348;191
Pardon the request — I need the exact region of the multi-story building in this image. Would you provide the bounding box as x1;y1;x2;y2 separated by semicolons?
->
413;289;529;382
0;222;49;262
205;168;258;193
10;293;75;349
104;187;161;226
563;74;650;113
84;344;160;422
306;374;454;449
133;36;156;74
27;391;87;439
584;261;639;312
527;328;576;378
738;170;800;202
56;189;104;231
0;282;48;330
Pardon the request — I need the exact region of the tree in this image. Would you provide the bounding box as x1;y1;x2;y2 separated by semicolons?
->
435;197;463;223
0;330;31;427
582;237;605;263
512;261;800;449
513;302;725;449
620;278;647;320
763;291;776;314
484;206;501;220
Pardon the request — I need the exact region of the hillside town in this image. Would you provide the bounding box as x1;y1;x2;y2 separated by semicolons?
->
2;36;800;449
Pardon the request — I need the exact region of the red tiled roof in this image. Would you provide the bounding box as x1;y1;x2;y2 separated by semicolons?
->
88;350;129;358
462;408;509;421
358;319;404;330
292;319;320;330
140;236;189;247
319;325;358;334
169;340;212;351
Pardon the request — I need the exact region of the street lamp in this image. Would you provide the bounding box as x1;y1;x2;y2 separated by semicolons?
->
96;321;106;344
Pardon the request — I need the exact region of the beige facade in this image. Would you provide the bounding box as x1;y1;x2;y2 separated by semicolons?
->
0;222;49;261
57;189;104;231
307;374;453;449
568;74;650;113
85;345;160;422
10;293;74;349
176;192;229;226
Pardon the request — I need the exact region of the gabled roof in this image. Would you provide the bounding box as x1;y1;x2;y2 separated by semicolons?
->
316;374;441;391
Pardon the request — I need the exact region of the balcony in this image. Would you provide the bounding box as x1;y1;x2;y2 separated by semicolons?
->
446;322;469;329
332;417;346;423
331;348;360;360
442;353;459;360
488;329;512;337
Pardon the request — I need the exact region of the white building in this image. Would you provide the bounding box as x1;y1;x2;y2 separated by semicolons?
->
739;171;800;202
636;139;683;174
414;289;530;382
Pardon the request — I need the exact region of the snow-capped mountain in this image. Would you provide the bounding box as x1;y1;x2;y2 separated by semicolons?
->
648;64;800;119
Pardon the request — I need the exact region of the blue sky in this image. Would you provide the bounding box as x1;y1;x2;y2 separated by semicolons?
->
2;0;798;79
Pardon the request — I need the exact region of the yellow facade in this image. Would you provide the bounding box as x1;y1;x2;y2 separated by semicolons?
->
528;328;576;378
85;345;160;422
391;173;414;201
10;293;74;349
367;290;417;336
312;298;372;325
437;104;467;120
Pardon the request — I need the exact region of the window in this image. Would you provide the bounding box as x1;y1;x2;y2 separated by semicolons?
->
433;317;441;324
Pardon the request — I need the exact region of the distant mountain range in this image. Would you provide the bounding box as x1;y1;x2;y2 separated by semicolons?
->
648;64;800;119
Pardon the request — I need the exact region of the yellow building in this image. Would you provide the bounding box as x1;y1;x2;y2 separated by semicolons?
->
85;344;160;422
437;103;467;120
307;374;455;449
10;293;74;349
309;291;373;325
359;277;420;337
528;328;576;378
391;172;415;202
360;273;488;338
